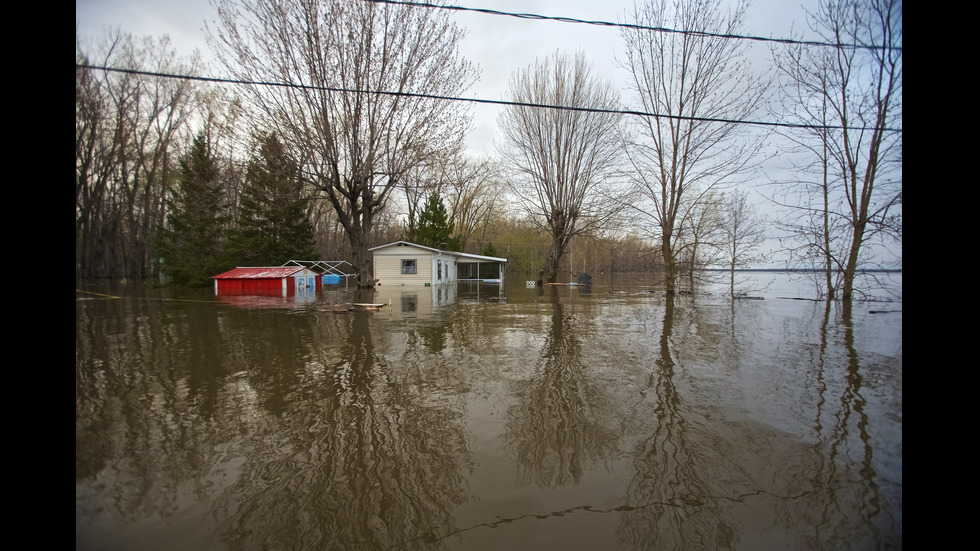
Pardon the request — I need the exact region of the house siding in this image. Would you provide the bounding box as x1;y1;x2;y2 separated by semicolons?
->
374;244;433;286
431;255;457;283
216;278;288;295
212;267;321;296
370;241;507;287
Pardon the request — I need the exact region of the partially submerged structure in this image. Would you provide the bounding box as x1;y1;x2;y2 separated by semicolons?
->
281;259;357;287
369;241;507;287
212;266;322;297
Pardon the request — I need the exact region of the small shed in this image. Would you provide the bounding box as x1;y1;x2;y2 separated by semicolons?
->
370;241;507;287
212;266;322;297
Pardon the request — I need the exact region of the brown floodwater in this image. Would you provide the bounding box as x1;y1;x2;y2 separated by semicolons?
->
76;272;902;550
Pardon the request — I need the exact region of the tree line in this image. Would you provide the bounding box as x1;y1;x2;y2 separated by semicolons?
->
76;0;901;299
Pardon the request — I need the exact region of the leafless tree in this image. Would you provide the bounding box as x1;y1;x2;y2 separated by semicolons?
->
437;154;506;252
197;87;249;225
679;190;726;284
720;190;768;296
499;50;626;283
398;161;442;242
619;0;770;294
398;153;507;253
76;28;201;279
770;0;901;300
207;0;478;286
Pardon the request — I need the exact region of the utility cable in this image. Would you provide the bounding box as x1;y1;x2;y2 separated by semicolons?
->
76;64;902;134
364;0;902;52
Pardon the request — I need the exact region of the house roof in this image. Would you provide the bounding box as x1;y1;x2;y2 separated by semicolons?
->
369;241;507;263
212;266;317;279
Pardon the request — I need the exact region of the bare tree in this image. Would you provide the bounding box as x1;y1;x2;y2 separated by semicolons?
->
398;153;506;253
398;161;442;243
499;50;625;284
437;154;505;252
619;0;770;294
207;0;478;286
679;190;726;285
76;28;201;279
197;87;249;227
771;0;901;300
720;190;767;296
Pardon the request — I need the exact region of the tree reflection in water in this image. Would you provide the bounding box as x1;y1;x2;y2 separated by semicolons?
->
76;276;901;550
617;295;900;550
76;291;473;550
790;300;896;549
213;312;471;549
618;295;741;550
505;287;618;488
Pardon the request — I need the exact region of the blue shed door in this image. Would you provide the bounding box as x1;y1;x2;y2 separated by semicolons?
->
297;276;315;296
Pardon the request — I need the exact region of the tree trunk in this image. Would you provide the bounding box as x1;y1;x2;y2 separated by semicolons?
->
662;239;677;295
841;221;866;301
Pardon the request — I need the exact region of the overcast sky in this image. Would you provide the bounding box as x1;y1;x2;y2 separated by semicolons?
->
76;0;905;269
76;0;820;156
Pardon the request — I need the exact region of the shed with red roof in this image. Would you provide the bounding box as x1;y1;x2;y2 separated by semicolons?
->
212;266;322;297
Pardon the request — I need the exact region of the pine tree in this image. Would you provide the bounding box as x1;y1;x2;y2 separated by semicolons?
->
480;241;499;278
415;192;459;250
157;133;230;286
229;132;316;265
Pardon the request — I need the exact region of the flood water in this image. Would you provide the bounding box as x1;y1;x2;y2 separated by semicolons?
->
76;272;902;550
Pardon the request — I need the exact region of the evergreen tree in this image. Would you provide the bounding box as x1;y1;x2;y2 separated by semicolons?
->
229;132;316;265
415;192;459;250
480;241;499;278
157;133;230;286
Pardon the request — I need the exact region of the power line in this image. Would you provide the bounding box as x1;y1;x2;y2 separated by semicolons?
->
365;0;901;52
76;64;902;134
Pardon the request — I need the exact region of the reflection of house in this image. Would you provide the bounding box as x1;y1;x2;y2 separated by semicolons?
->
369;241;507;287
373;283;458;321
212;266;322;297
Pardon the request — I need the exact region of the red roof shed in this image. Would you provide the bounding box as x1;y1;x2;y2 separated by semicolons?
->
212;266;322;297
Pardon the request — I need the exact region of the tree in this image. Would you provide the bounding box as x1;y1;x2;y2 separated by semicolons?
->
157;133;230;286
208;0;477;287
619;0;770;294
413;192;460;251
771;0;902;299
437;154;505;253
400;162;439;246
229;132;316;266
719;191;768;296
499;50;625;283
398;146;501;256
76;29;201;279
679;191;726;285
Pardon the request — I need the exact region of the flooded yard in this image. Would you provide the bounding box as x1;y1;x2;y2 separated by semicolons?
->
76;272;902;550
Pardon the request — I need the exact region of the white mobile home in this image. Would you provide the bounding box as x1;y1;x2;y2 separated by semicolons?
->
369;241;507;287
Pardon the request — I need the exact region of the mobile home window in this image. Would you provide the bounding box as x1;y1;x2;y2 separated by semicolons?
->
401;259;417;274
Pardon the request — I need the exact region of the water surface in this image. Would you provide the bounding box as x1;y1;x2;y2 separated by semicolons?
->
76;272;902;550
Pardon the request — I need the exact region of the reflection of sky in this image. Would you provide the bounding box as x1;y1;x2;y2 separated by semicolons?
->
76;276;903;549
